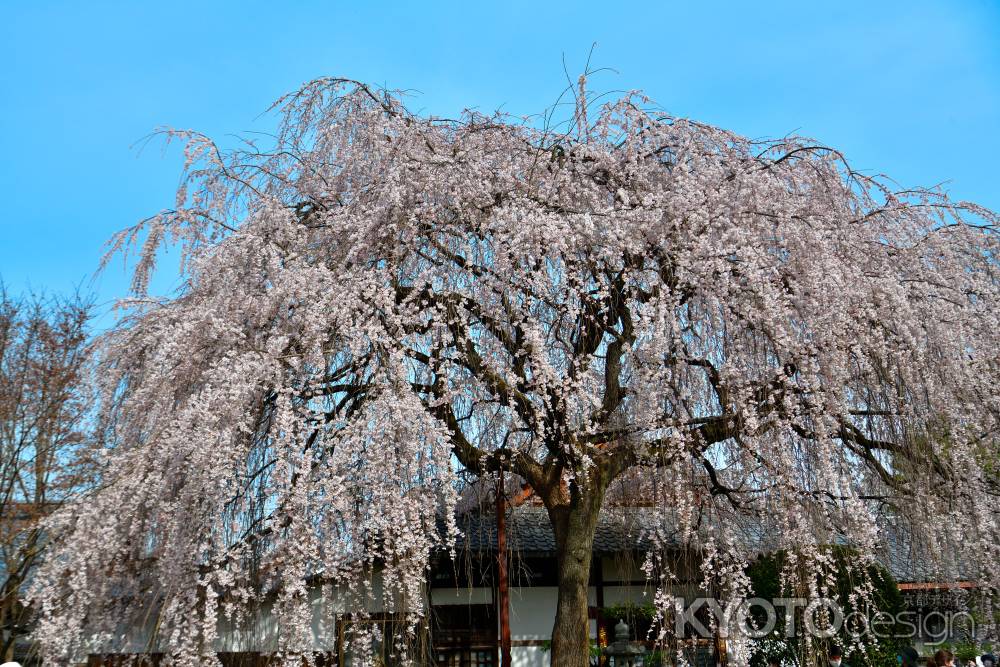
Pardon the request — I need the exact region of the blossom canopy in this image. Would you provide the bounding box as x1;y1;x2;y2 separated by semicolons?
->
30;78;1000;666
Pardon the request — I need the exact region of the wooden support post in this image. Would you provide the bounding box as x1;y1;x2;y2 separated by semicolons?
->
496;473;512;667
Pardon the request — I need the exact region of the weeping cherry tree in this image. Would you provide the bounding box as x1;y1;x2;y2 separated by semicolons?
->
29;77;1000;666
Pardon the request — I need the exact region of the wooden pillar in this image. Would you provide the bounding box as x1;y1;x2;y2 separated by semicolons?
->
496;473;512;667
595;557;607;665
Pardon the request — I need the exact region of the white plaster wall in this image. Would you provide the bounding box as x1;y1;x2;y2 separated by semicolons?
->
509;586;556;641
119;615;158;653
115;576;664;663
512;645;549;667
508;586;598;667
216;586;342;653
110;575;407;655
216;599;279;652
508;586;596;640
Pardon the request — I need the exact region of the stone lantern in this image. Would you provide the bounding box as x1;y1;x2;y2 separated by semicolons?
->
603;618;646;667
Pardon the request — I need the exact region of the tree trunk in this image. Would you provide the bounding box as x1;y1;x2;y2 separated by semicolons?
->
547;486;604;667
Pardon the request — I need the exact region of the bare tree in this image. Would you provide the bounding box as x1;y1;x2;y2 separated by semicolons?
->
0;288;92;661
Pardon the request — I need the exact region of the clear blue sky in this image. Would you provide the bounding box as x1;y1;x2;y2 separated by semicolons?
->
2;0;998;325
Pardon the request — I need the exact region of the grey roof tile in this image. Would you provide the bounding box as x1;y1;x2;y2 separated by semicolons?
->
451;507;975;584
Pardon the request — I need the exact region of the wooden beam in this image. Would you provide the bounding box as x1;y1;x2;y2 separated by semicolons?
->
496;473;512;667
898;581;976;591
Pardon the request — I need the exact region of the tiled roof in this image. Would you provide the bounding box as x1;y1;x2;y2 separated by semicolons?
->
876;520;976;584
455;506;669;555
451;506;976;585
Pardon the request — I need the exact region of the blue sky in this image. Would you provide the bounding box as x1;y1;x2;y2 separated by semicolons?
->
2;0;998;325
